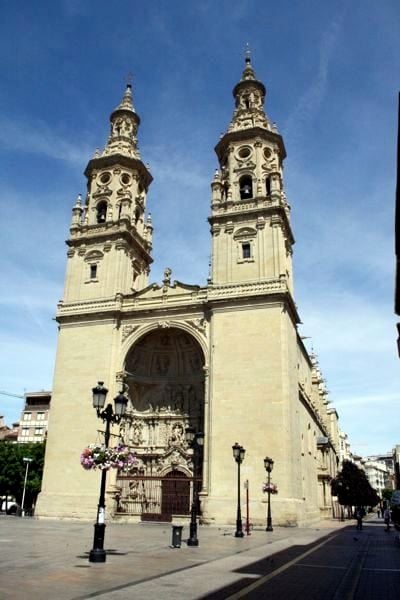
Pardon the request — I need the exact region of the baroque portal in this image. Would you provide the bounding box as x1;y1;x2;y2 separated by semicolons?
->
116;328;205;520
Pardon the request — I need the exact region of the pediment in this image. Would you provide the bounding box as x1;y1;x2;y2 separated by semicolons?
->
233;227;257;239
133;280;201;299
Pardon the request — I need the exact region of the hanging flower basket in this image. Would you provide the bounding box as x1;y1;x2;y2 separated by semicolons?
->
80;444;137;472
262;482;278;494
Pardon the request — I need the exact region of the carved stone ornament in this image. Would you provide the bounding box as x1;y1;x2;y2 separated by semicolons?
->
122;324;140;341
163;267;172;286
157;320;171;329
186;318;207;334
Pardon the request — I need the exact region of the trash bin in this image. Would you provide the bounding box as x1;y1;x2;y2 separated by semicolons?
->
171;525;183;548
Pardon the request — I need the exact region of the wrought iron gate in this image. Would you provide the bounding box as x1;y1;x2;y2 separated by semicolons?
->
115;470;201;522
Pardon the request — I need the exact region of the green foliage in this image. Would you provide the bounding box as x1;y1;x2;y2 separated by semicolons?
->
331;460;379;507
381;488;393;502
0;442;45;507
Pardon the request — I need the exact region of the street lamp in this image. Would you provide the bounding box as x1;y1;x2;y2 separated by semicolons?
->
264;456;274;532
232;442;246;538
89;382;128;563
21;457;33;517
185;426;204;546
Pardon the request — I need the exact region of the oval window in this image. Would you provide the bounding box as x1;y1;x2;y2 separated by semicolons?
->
121;173;131;185
99;172;111;185
263;148;272;160
238;146;251;159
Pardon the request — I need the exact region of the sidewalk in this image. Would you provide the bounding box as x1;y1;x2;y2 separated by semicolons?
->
0;515;350;600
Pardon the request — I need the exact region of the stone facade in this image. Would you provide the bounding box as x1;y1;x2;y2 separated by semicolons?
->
36;55;339;526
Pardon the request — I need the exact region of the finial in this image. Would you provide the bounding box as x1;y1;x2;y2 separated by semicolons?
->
114;82;135;112
74;193;82;207
245;43;251;64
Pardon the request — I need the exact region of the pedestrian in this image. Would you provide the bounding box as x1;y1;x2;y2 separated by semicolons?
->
384;507;391;531
377;508;381;518
355;507;363;531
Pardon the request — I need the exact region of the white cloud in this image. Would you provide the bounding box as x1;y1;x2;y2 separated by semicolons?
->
0;117;92;166
284;16;343;146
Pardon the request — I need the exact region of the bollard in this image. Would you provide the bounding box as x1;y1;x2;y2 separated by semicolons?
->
171;525;183;548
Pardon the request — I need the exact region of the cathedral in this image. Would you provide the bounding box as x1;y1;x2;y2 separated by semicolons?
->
36;55;340;526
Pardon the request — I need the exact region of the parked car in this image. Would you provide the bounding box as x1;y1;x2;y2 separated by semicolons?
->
0;498;20;515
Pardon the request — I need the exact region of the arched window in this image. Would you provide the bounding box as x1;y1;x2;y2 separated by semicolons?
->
134;207;141;224
239;176;253;200
266;176;271;196
96;201;107;224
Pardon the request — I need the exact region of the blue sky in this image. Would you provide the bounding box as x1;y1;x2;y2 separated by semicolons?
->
0;0;399;456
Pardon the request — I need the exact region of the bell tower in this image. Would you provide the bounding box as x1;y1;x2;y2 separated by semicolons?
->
65;83;154;302
209;51;294;294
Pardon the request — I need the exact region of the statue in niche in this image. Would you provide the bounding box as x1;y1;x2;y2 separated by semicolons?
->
114;118;123;136
168;423;184;447
130;422;143;445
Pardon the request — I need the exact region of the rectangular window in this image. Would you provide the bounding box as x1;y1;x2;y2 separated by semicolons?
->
23;412;32;421
21;427;30;436
242;243;251;259
35;428;44;435
90;264;97;279
36;412;45;421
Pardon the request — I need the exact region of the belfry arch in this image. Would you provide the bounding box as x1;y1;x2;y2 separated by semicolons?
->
116;327;206;521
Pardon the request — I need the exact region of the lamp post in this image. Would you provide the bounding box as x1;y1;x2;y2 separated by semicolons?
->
21;457;33;517
264;456;274;532
89;382;128;563
185;426;204;546
232;442;245;538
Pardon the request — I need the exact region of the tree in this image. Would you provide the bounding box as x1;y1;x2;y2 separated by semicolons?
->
381;488;393;503
0;442;45;508
331;460;379;508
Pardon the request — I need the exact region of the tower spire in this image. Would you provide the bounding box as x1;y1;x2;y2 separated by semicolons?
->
102;82;141;159
225;52;270;134
242;43;256;81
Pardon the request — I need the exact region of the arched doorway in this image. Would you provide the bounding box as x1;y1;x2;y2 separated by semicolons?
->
116;327;205;521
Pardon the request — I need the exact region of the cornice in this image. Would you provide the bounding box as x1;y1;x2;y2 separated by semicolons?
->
298;385;331;442
209;203;295;246
215;127;286;162
67;224;153;263
84;154;152;189
56;278;300;324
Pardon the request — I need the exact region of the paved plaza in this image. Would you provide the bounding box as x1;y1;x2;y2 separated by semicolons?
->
0;515;399;599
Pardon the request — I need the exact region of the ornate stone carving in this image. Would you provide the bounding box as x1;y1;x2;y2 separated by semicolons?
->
122;324;140;341
162;267;172;287
186;318;207;334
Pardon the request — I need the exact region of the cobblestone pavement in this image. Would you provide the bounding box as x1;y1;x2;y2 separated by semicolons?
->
1;515;397;599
